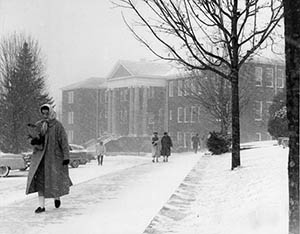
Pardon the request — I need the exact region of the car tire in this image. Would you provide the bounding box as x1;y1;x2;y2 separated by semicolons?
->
70;160;79;168
82;160;88;165
0;166;10;177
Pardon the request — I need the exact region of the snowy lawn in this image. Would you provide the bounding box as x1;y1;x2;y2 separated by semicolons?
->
146;141;289;234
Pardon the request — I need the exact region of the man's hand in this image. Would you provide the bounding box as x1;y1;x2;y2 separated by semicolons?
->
62;159;70;165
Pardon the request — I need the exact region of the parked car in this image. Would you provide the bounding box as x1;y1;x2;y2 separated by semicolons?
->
0;152;30;177
16;144;92;170
69;144;93;168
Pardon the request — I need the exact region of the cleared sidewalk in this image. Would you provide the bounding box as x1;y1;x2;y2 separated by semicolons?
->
0;152;201;234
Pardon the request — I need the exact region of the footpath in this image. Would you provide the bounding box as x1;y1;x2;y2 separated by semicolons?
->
144;153;210;234
0;152;202;234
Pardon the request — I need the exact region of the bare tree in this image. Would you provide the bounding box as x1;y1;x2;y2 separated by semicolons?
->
115;0;283;169
283;0;299;233
183;63;256;135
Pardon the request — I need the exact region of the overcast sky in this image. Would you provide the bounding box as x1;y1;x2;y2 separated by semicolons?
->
0;0;154;102
0;0;284;106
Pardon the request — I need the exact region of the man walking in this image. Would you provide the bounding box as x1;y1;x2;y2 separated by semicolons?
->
160;132;173;162
191;133;200;153
96;140;106;166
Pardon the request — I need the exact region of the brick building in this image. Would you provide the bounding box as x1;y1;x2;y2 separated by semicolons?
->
62;77;107;144
61;58;285;151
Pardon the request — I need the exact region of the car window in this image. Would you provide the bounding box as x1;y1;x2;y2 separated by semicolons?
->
69;144;84;150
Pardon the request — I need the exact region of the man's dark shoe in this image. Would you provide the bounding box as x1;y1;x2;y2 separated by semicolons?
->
54;199;61;208
35;207;45;213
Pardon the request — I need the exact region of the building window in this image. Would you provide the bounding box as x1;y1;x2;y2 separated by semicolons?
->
177;132;184;146
177;107;183;123
265;67;274;87
68;91;74;104
277;68;284;88
119;110;123;121
255;67;262;86
266;101;273;120
168;81;174;97
68;130;74;143
169;110;173;121
183;132;192;148
104;110;108;118
184;107;189;123
68;111;74;124
197;106;201;122
183;132;187;148
183;79;190;96
124;110;128;121
178;80;183;96
254;101;263;121
191;106;197;123
190;79;196;95
148;114;154;124
148;87;155;98
256;132;262;141
158;108;163;120
268;133;273;140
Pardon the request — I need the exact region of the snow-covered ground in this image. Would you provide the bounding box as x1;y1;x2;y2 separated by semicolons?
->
0;152;200;234
145;140;289;234
0;156;150;207
0;141;289;234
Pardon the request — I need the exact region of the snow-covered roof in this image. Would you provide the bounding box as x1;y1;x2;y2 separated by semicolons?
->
108;60;180;79
249;55;285;66
61;77;107;91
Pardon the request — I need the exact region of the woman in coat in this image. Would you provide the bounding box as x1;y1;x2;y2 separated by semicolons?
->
26;104;72;213
160;132;173;162
151;132;160;163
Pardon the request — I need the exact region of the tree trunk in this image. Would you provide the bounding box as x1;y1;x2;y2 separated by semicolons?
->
231;73;241;170
283;1;300;233
231;0;241;170
219;78;228;135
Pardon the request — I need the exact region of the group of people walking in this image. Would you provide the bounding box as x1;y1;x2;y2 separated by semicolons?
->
151;132;173;163
24;103;203;214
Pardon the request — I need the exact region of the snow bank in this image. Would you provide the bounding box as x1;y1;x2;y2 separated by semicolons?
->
146;141;289;234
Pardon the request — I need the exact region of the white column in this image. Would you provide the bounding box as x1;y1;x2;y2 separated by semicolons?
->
112;89;117;135
133;87;140;136
164;85;169;132
128;87;134;135
107;89;112;133
142;86;148;136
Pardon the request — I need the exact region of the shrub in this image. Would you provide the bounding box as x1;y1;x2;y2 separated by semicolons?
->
206;131;231;155
267;91;288;138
